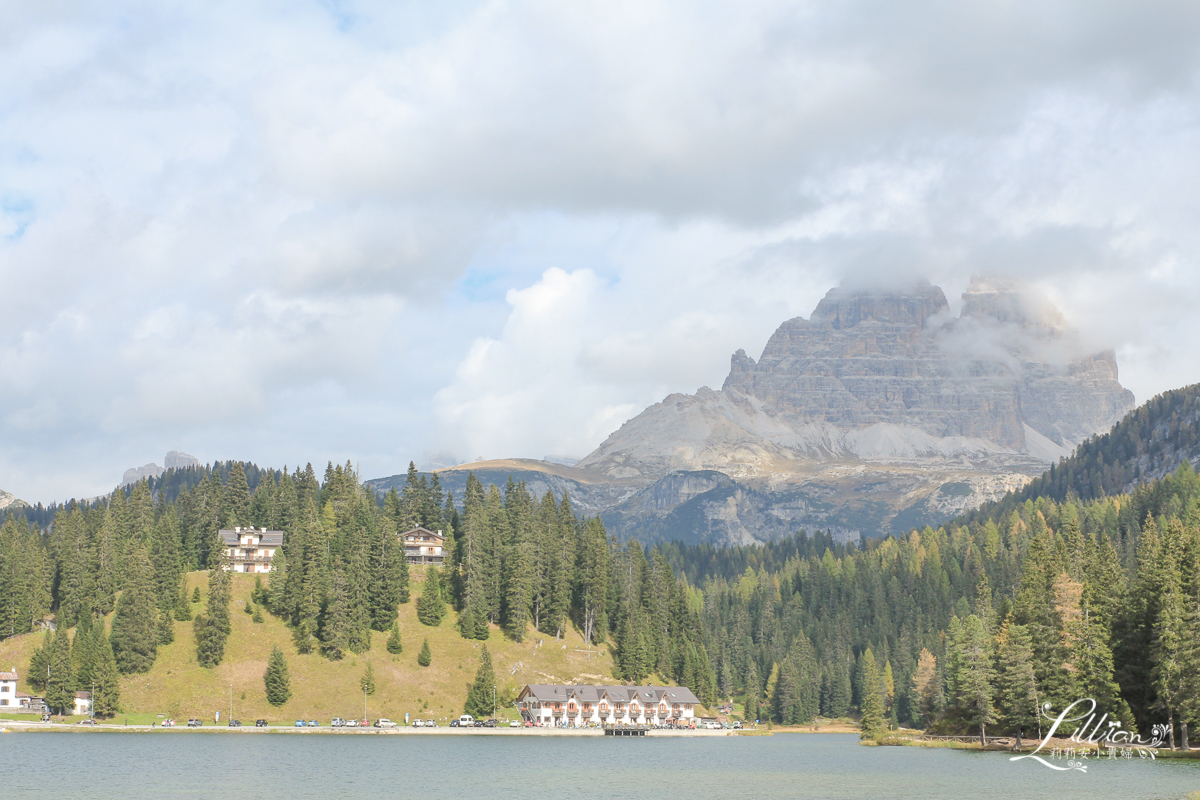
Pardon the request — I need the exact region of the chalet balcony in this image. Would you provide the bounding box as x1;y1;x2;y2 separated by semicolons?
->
232;556;273;564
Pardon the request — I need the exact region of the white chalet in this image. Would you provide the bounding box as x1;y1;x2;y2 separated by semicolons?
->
400;527;445;565
219;527;283;573
74;691;92;716
0;668;16;709
516;684;701;727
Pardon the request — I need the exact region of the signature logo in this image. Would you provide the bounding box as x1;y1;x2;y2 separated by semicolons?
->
1010;699;1165;773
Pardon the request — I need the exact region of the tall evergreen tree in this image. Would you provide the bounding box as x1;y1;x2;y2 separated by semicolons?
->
858;648;886;740
110;549;159;674
264;645;292;706
196;534;232;667
44;627;75;715
417;566;446;626
386;619;403;654
417;637;432;667
464;645;496;719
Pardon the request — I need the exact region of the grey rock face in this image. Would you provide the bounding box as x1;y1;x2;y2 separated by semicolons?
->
165;451;200;470
121;450;201;487
579;278;1133;480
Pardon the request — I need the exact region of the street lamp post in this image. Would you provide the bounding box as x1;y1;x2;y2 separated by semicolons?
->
229;683;233;725
363;686;367;725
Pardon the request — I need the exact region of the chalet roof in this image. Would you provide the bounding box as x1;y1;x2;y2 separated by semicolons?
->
518;684;701;706
219;528;284;546
400;527;444;542
0;670;17;681
75;691;91;699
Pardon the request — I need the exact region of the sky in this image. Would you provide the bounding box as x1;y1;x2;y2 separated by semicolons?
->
4;0;1200;503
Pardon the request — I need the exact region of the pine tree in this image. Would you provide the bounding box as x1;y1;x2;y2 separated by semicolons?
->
360;661;376;696
464;645;497;719
264;645;291;706
995;622;1039;737
252;605;264;623
858;648;885;740
196;535;232;667
158;611;175;645
192;586;201;604
417;566;446;626
174;575;193;621
44;627;75;715
111;549;159;673
386;619;403;654
225;463;251;527
418;638;432;667
91;627;121;718
949;614;997;743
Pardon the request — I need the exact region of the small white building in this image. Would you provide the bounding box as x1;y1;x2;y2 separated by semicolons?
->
400;527;445;565
516;684;701;727
219;527;283;573
74;691;92;716
0;668;17;708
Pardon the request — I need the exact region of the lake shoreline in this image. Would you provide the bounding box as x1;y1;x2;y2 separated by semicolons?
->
0;720;743;737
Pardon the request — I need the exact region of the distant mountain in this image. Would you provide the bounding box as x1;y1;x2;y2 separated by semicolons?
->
0;489;26;512
376;277;1135;545
964;383;1200;523
121;450;200;487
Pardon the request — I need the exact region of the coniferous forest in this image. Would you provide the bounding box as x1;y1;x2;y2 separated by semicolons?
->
3;453;1200;750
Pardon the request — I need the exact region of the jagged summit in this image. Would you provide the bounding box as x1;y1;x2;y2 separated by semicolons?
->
427;278;1134;546
578;278;1133;481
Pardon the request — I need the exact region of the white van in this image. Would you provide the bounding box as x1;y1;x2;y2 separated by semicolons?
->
457;714;474;727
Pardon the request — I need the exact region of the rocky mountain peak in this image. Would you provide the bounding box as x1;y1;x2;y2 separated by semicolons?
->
809;281;949;330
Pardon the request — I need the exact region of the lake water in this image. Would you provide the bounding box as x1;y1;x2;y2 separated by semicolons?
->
1;731;1198;799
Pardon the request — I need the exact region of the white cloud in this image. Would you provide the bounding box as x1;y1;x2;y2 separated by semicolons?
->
3;1;1200;499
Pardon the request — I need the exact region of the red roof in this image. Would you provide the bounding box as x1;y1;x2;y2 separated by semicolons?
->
0;671;18;681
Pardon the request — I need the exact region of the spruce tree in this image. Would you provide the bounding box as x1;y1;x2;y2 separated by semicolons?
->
264;645;291;706
192;586;201;604
360;662;376;696
91;627;121;718
418;638;432;667
157;611;175;645
417;566;446;626
464;645;497;719
996;622;1039;736
196;535;232;668
386;619;403;654
44;627;75;715
858;648;886;740
252;605;264;623
225;462;251;527
174;575;193;621
111;549;159;673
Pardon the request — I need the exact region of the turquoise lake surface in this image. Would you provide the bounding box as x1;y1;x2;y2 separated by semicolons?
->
2;731;1198;799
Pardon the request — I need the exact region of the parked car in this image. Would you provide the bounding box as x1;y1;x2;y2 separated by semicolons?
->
345;718;359;728
187;719;203;727
374;719;397;728
509;720;521;727
732;721;743;729
256;720;268;727
413;719;424;727
294;720;306;727
76;718;97;725
307;720;319;727
449;720;460;727
228;720;242;727
330;718;344;727
483;719;497;728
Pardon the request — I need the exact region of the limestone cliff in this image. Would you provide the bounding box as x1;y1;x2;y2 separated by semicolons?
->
578;278;1133;482
418;278;1134;546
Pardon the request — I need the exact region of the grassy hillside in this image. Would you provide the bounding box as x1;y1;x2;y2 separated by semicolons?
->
0;571;616;724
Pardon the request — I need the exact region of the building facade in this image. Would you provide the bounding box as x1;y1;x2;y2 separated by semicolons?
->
515;684;700;727
0;668;16;708
74;691;92;716
218;527;283;573
400;527;445;565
